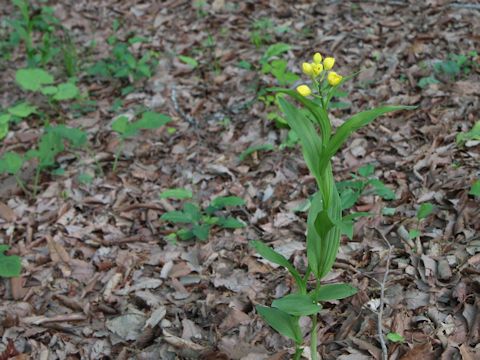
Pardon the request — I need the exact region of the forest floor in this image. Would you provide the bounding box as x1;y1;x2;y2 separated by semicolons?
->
0;1;479;359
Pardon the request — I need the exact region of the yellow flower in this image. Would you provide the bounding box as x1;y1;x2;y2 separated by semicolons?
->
313;52;322;64
323;57;335;70
327;71;343;86
302;62;313;75
312;63;323;76
296;85;312;97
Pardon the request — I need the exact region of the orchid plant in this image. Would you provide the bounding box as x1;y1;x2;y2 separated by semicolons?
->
251;52;415;359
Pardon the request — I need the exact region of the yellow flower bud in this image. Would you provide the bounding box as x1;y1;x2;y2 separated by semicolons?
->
327;71;343;86
312;63;323;76
296;84;312;97
302;62;313;75
323;57;335;70
313;52;322;64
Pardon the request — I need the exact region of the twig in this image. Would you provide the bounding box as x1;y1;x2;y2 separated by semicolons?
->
375;230;393;360
171;86;197;126
450;3;480;10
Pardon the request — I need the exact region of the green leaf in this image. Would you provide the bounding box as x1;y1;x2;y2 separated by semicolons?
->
0;122;8;140
409;229;420;239
77;173;94;185
238;144;275;161
311;283;358;302
470;180;480;197
368;179;396;200
382;207;396;216
16;68;54;91
52;82;79;101
417;202;434;220
307;188;342;280
256;305;302;344
456;121;480;146
250;240;305;292
133;111;171;131
177;228;195;240
218;216;245;229
262;43;291;62
211;196;245;208
8;102;37;118
321;105;416;173
47;125;87;148
417;76;439;89
192;223;211;241
272;293;321;316
339;188;361;210
161;211;193;224
272;88;331;143
178;55;199;68
387;332;405;343
358;164;375;177
0;245;21;278
111;116;137;137
183;202;202;222
159;188;193;200
0;152;24;175
277;96;323;183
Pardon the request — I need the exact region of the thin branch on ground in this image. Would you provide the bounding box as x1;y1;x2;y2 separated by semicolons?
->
171;86;197;127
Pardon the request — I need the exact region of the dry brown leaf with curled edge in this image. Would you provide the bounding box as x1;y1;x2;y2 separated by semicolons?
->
400;342;434;360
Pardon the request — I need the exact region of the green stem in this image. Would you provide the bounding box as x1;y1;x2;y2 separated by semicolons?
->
14;174;30;197
293;345;303;360
112;140;124;173
33;166;41;198
311;309;318;360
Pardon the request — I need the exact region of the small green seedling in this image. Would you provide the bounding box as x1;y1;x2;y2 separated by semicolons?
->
178;55;199;69
386;332;405;343
456;121;480;147
88;25;158;92
0;151;28;195
469;180;480;197
250;18;289;48
15;68;80;102
408;202;434;240
259;43;298;86
25;125;88;196
337;163;396;210
160;192;246;242
111;111;171;171
0;102;37;140
0;245;21;278
418;51;478;87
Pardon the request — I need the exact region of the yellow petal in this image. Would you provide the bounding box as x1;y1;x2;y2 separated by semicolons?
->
313;52;322;64
296;85;312;97
302;62;313;75
327;71;343;86
323;57;335;70
312;63;323;76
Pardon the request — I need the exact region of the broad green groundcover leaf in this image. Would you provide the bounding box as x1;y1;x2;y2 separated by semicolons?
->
256;305;302;344
0;152;24;175
0;245;21;277
470;180;480;197
160;188;193;200
417;202;434;220
16;68;54;91
211;196;245;208
8;102;37;117
53;82;79;101
272;293;321;316
311;283;358;302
